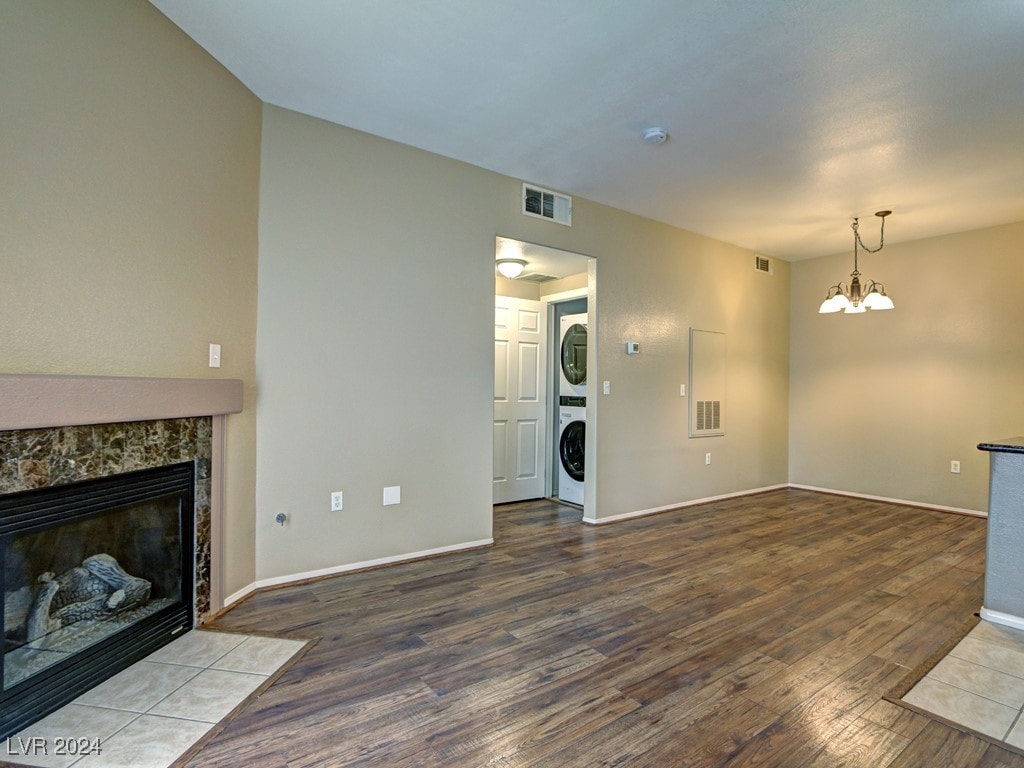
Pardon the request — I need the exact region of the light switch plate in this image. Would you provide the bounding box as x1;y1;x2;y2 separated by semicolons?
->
383;486;401;506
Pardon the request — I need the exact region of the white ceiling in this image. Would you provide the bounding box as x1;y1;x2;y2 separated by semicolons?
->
149;0;1024;260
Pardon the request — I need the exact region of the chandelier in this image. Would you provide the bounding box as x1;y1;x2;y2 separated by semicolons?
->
818;210;894;314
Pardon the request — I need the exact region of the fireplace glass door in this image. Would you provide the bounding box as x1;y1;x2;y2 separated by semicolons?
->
0;462;194;737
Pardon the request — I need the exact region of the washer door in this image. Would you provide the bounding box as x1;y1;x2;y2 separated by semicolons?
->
560;323;587;386
559;420;586;482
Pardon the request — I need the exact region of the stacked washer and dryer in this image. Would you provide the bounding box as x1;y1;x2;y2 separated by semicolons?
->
557;313;587;506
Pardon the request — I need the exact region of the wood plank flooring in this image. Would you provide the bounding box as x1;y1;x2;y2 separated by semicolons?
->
188;488;1019;767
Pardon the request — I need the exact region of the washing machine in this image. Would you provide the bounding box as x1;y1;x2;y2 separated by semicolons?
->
559;313;588;398
558;402;585;506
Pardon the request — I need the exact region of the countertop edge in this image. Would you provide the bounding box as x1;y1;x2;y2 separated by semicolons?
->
978;438;1024;454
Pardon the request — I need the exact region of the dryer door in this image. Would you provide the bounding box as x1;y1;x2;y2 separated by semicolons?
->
560;323;588;386
559;420;586;482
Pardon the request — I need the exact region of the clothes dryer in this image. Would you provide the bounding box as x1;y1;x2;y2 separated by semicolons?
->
559;314;587;398
557;400;585;506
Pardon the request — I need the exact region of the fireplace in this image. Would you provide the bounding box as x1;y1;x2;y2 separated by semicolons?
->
0;373;243;737
0;462;195;736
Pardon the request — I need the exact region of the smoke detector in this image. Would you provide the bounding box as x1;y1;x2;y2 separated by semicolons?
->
642;127;669;145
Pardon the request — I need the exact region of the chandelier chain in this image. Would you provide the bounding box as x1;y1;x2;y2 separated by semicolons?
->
850;214;886;275
852;215;886;253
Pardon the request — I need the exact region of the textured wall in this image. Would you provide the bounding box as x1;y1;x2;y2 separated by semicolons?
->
790;221;1024;511
0;1;262;595
255;106;791;581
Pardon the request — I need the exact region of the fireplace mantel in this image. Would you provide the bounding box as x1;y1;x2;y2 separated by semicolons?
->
0;374;242;431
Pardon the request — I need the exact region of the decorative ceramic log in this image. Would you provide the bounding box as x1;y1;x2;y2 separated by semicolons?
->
49;566;109;612
26;574;62;642
4;586;33;636
83;554;151;610
24;555;153;642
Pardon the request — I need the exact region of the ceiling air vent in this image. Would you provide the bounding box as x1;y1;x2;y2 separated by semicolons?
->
522;183;572;226
754;255;773;275
514;273;559;283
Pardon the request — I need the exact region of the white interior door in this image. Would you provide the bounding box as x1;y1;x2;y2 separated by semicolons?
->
494;296;547;503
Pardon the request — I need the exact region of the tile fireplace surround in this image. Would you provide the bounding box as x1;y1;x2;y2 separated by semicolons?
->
0;374;243;620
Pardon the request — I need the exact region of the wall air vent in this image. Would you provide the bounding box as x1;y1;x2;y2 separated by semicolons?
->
522;183;572;226
695;401;722;431
754;255;773;274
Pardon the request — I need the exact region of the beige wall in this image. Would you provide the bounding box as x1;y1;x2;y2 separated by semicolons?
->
256;107;497;578
256;106;791;581
580;208;791;516
790;221;1024;512
0;1;262;595
494;275;540;300
540;272;589;298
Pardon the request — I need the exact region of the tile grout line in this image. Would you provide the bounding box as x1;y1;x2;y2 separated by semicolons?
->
947;653;1024;681
65;709;144;768
147;630;249;671
950;634;1024;681
923;665;1024;711
1002;701;1024;743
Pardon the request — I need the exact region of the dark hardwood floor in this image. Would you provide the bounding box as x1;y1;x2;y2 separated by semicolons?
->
188;488;1017;767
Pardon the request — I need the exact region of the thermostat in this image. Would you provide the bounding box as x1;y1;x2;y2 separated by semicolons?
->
626;341;640;355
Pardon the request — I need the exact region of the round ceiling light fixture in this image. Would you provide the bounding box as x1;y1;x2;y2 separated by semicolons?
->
496;258;527;278
642;127;669;145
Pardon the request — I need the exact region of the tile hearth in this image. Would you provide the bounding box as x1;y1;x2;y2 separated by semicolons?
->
3;630;306;768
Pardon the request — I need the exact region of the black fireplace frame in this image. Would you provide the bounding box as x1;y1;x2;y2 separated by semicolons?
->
0;462;195;737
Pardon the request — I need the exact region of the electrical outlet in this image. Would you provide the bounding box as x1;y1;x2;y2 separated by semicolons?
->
331;491;343;511
950;460;961;474
705;452;712;465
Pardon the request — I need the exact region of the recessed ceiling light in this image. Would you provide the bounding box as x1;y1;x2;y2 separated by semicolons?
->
643;127;669;145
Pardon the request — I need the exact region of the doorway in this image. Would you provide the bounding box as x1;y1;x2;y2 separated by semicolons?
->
493;237;594;516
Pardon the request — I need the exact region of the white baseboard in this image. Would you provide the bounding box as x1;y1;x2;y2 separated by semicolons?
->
223;538;494;609
980;607;1024;631
224;484;982;607
582;484;789;525
787;484;986;518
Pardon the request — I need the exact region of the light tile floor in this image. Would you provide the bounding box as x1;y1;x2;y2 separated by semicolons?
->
904;619;1024;749
3;630;306;768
